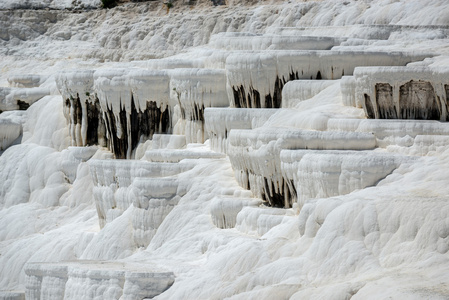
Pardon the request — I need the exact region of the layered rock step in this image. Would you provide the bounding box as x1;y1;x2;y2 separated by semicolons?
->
280;150;415;207
0;86;50;112
210;196;262;229
327;118;449;147
57;66;231;158
88;158;192;228
25;261;174;300
351;66;449;120
208;33;345;51
204;108;278;154
226;50;431;108
235;206;296;236
227;127;376;208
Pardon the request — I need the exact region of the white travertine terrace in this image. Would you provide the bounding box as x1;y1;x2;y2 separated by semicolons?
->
132;177;182;247
0;87;50;111
93;68;172;158
56;70;98;147
209;34;345;51
204;108;278;153
235;206;295;236
88;159;192;228
280;150;414;207
210;196;262;229
145;148;225;163
3;0;449;298
228;128;376;207
169;68;229;143
353;66;449;120
7;75;44;88
327;118;449;147
25;262;174;300
226;50;432;108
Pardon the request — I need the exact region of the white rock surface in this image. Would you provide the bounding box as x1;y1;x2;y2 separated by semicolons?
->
2;0;449;299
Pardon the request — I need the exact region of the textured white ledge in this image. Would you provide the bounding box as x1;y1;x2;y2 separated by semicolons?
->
132;177;182;247
353;66;449;120
169;68;229;143
7;74;44;88
226;50;431;108
327;118;449;148
204;108;277;153
88;159;192;228
0;87;50;111
209;34;344;51
228;128;376;207
235;206;294;236
25;261;174;300
145;148;225;163
210;197;262;229
280;150;413;206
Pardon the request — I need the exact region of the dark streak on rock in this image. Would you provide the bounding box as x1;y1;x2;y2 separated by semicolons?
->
376;83;397;119
399;80;440;120
364;94;375;119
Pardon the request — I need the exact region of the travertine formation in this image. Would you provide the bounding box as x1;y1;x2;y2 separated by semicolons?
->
2;0;449;299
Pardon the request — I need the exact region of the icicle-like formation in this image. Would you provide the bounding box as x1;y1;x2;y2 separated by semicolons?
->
353;66;449;120
228;127;376;208
226;50;432;108
204;108;277;153
56;70;106;148
25;262;174;300
169;68;229;143
93;69;173;159
88;159;192;228
281;80;336;108
280;150;414;208
210;197;262;229
209;33;344;51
